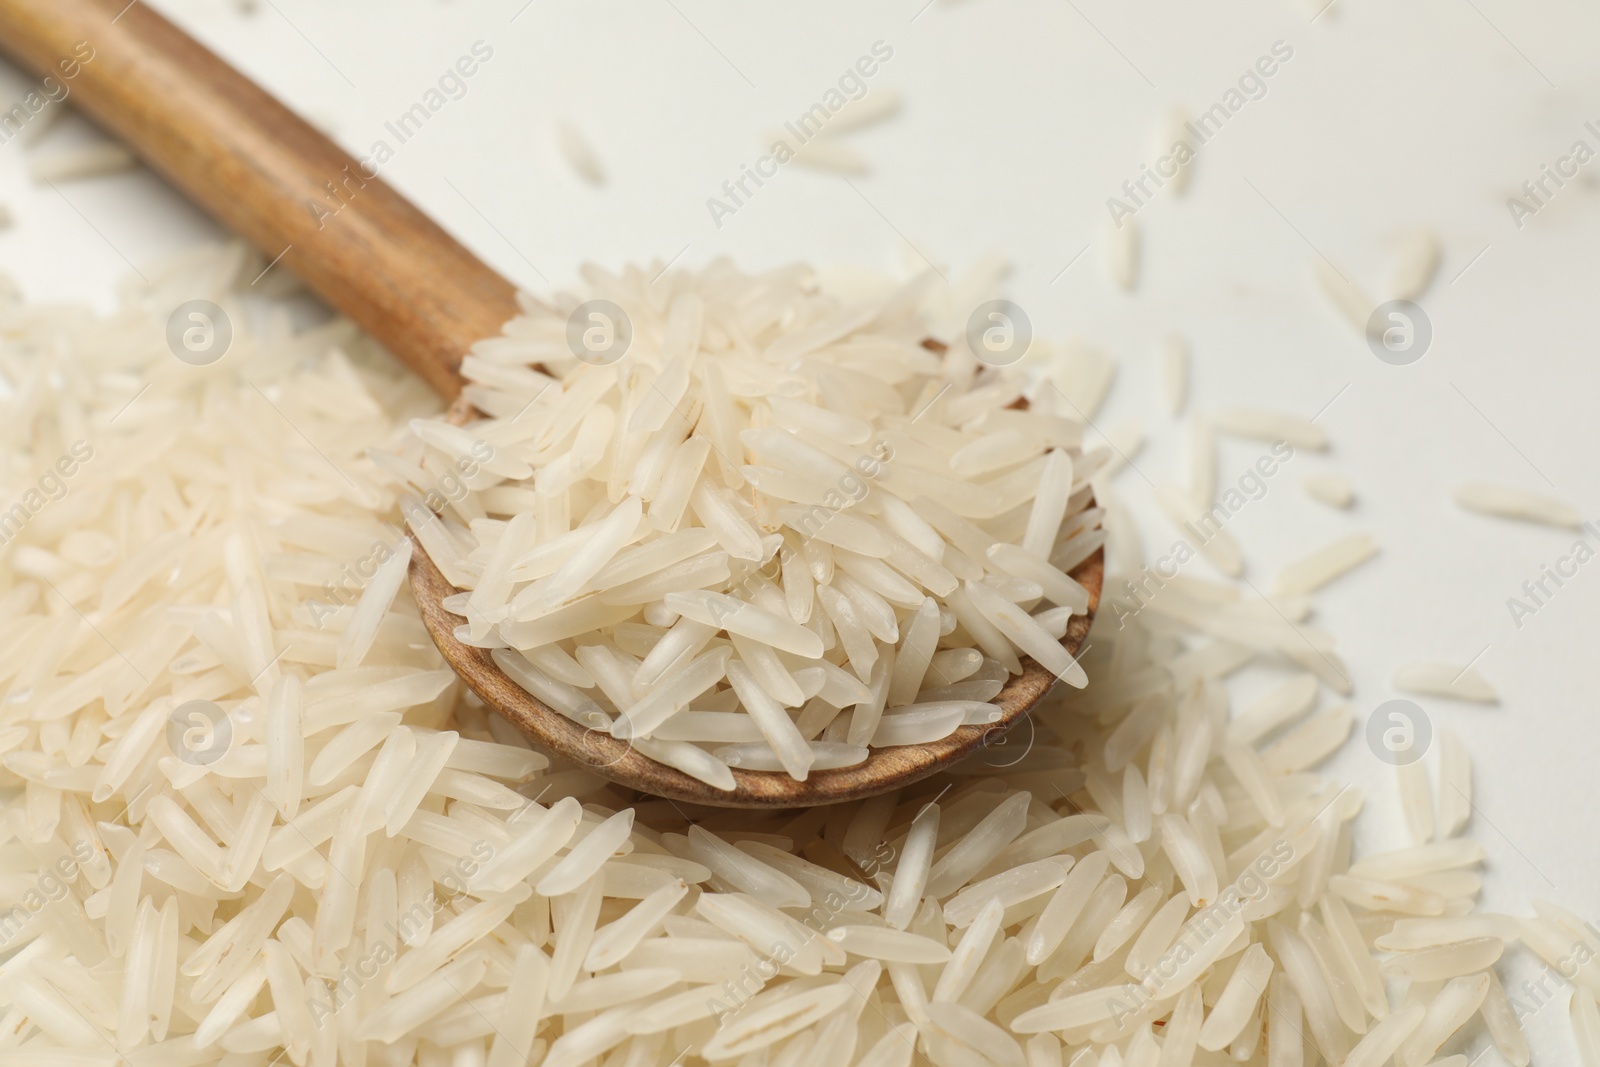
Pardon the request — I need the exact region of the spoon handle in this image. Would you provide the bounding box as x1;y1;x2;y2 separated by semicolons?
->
0;0;517;398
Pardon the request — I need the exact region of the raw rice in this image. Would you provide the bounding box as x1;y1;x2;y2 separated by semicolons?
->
1314;258;1376;334
1273;531;1378;594
1393;662;1500;704
1304;472;1355;508
0;242;1574;1067
1453;482;1584;528
1391;228;1441;301
1162;334;1188;415
395;267;1106;782
26;141;138;183
1105;218;1139;290
554;120;605;185
1211;406;1329;451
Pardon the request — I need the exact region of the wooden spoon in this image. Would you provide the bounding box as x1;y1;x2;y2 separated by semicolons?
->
0;0;1101;807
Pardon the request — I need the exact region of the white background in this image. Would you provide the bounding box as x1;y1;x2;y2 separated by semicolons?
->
2;0;1598;1057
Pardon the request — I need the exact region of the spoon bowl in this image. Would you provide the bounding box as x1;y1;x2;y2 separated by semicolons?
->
412;518;1101;807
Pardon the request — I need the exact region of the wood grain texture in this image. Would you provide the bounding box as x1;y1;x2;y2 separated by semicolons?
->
0;0;518;398
413;532;1102;808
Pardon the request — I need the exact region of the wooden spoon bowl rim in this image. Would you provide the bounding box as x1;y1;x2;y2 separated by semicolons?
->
410;537;1101;809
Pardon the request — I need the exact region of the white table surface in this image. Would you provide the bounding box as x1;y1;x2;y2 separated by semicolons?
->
2;0;1597;1058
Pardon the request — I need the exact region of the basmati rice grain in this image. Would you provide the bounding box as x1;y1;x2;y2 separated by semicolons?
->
827;925;951;964
1305;473;1355;509
1222;742;1283;827
1577;990;1600;1066
1011;984;1144;1033
1197;942;1273;1050
1267;919;1350;1064
724;660;814;779
695;893;825;976
469;797;584;893
1227;674;1319;746
338;538;413;667
716;740;868;772
1314;258;1376;334
1372;914;1516;952
1436;729;1473;838
537;808;636;896
1162;335;1188;416
1259;705;1354;776
782;132;869;172
934;897;1005;1001
1121;764;1152;842
1211;407;1329;451
1159;985;1203;1067
1091;883;1163;961
1398;757;1434;844
684;827;809;908
1106;218;1139;290
1328;873;1445;916
28;142;138;183
1391;228;1441;301
1482;971;1533;1066
486;946;550;1067
1263;969;1302;1067
925;1002;1026;1067
1159;814;1218;907
1378;936;1504;982
822;89;902;135
700;985;857;1060
1453;482;1583;528
1402;973;1489;1066
1392;663;1499;704
885;802;940;930
884;599;942;707
859;1022;919;1067
925;791;1031;898
987;544;1090;614
264;674;304;820
1024;850;1112;966
1274;532;1377;595
193;959;269;1049
555;120;605;185
1343;1002;1424;1067
1318;895;1387;1019
1187;417;1216;505
962;580;1087;688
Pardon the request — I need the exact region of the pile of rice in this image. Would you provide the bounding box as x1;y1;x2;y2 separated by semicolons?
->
0;246;1582;1067
394;263;1097;786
